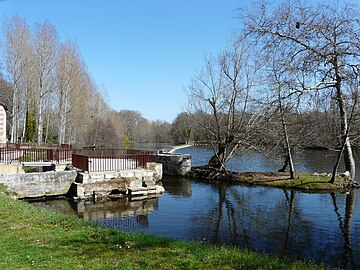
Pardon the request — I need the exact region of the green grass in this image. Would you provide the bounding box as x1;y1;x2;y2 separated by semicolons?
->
235;172;352;192
0;185;324;270
191;167;355;192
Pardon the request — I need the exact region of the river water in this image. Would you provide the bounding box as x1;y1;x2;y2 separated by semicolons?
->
30;147;360;269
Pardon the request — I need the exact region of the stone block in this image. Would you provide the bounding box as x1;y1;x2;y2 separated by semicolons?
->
89;172;106;181
0;164;25;174
118;170;134;178
2;171;77;199
129;178;143;188
76;172;89;183
156;185;165;194
104;172;119;179
55;164;68;171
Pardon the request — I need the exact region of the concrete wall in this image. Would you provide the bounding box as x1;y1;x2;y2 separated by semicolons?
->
156;153;191;176
0;171;77;199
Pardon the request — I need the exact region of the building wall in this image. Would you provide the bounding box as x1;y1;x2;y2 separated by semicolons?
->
0;105;6;144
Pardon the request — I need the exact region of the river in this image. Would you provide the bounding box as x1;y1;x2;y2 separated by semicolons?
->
30;146;360;269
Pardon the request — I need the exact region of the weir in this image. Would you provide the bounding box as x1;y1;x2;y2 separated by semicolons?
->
0;162;164;200
0;147;192;200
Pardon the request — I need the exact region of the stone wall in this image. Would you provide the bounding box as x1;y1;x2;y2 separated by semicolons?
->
0;164;25;174
73;162;164;200
156;153;191;176
0;162;164;200
0;171;77;199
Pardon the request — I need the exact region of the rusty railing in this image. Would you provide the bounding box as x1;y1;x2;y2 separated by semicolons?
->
1;146;158;172
0;147;72;164
72;154;89;172
71;149;158;172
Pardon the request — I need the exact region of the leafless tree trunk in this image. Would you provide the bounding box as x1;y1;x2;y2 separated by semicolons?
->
3;16;32;143
278;95;295;179
187;37;262;170
34;20;58;145
56;42;83;144
242;1;360;179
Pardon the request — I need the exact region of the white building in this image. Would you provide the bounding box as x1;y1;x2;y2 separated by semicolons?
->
0;103;7;144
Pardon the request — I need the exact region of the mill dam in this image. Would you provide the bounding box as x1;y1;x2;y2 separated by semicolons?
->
0;145;191;200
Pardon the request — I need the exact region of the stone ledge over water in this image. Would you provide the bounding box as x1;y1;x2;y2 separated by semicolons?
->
73;163;164;200
189;166;360;193
0;170;77;198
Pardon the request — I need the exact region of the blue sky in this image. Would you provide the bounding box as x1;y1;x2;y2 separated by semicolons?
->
0;0;246;122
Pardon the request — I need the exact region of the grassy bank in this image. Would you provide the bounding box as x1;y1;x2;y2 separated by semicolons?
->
190;167;358;192
234;172;356;192
0;185;323;270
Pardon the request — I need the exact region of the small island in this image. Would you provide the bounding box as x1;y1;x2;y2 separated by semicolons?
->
190;166;360;193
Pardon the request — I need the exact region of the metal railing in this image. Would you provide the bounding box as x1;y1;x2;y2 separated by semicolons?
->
72;154;89;172
0;146;158;172
0;147;72;164
4;143;72;150
72;152;158;172
72;148;157;157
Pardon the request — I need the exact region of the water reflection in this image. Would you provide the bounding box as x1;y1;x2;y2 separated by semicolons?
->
30;178;360;268
331;191;356;269
31;197;159;231
283;190;295;251
162;176;192;197
29;147;360;269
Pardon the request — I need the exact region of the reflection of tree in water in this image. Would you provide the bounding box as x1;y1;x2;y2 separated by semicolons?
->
191;183;359;269
190;185;316;258
211;184;239;245
162;177;192;197
283;190;295;252
331;191;356;270
189;184;241;246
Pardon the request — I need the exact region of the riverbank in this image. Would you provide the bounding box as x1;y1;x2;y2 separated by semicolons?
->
0;184;323;269
190;166;359;192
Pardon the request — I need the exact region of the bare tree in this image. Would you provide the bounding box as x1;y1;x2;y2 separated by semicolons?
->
2;16;32;143
188;37;261;170
170;112;193;145
65;71;93;146
119;110;145;142
242;0;360;179
150;120;171;143
34;20;59;144
274;83;296;179
263;56;299;179
56;41;83;144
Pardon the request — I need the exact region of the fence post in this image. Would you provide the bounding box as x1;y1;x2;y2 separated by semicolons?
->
47;149;53;161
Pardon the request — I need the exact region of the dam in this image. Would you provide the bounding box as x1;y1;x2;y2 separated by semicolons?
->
0;146;191;200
